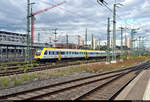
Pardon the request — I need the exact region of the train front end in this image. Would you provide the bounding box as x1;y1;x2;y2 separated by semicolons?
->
34;49;43;60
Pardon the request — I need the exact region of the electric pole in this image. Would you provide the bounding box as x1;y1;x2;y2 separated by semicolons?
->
85;28;87;49
26;0;31;63
138;36;141;56
92;34;94;50
106;17;111;64
141;37;145;55
120;27;124;61
53;28;57;42
131;29;138;56
131;29;134;56
30;2;35;64
66;34;69;48
111;3;117;63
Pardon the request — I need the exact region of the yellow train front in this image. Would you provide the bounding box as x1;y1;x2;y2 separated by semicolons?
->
34;48;107;61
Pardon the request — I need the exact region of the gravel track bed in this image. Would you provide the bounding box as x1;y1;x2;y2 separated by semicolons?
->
80;71;137;100
0;71;97;97
36;76;116;100
0;60;149;99
1;61;104;78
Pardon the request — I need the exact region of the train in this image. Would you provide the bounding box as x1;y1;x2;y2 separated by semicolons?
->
34;48;120;61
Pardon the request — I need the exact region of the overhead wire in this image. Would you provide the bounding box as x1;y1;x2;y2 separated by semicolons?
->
37;0;103;23
35;0;109;38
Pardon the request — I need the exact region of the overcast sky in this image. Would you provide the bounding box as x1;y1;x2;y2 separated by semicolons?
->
0;0;150;47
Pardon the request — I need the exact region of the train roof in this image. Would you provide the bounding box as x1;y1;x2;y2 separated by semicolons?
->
44;48;105;52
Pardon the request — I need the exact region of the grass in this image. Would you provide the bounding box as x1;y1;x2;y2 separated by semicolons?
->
0;73;38;88
0;76;12;88
19;64;34;72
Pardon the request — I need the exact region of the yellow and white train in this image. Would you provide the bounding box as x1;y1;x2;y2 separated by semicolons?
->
34;48;118;61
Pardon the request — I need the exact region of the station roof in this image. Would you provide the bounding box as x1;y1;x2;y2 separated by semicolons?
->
0;31;26;36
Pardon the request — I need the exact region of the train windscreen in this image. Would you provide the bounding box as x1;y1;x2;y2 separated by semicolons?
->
36;49;42;56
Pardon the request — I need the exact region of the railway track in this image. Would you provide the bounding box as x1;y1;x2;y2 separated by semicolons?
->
0;60;150;100
0;58;105;77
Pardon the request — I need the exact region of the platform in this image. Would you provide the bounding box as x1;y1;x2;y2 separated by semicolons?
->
115;70;150;100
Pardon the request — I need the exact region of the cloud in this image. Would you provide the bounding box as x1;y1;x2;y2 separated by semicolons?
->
0;0;150;48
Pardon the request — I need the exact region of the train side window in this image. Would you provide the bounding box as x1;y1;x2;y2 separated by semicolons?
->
44;50;48;55
61;52;65;55
50;51;53;55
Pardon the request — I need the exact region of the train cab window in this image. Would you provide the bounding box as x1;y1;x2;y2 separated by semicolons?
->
44;50;48;55
36;49;42;56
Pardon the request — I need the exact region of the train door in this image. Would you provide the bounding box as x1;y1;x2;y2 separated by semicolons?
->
58;50;61;61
